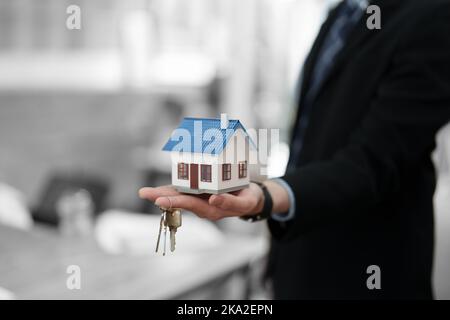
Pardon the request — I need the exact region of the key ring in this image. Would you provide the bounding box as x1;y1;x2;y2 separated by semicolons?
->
166;196;173;210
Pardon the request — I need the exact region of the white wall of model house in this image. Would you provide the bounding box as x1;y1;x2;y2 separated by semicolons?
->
170;129;251;193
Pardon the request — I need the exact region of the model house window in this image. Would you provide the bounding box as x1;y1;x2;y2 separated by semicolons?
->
238;161;247;178
178;163;189;180
222;164;231;181
201;165;212;182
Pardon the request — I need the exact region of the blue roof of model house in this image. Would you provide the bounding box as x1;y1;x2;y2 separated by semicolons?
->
162;117;256;155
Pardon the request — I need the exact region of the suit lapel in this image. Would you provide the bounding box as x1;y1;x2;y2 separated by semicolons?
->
290;2;344;140
291;0;402;144
312;17;374;100
298;3;344;109
310;0;402;103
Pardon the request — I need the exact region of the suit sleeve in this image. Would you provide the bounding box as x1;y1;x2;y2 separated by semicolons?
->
269;3;450;240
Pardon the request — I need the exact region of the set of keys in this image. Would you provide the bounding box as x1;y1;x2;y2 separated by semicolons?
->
155;207;182;255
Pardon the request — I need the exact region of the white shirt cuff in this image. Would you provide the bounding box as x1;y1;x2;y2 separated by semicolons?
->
270;178;296;222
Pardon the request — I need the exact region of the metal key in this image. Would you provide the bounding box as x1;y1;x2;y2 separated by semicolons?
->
155;208;182;254
165;209;182;252
155;211;165;253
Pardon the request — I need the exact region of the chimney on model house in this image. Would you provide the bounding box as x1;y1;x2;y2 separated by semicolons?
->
220;113;229;129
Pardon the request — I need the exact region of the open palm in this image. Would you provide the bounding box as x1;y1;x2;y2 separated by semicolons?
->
139;183;264;221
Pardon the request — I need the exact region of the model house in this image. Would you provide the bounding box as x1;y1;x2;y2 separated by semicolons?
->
162;114;256;194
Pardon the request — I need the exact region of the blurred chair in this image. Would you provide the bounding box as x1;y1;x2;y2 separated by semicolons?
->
0;183;32;230
32;172;109;235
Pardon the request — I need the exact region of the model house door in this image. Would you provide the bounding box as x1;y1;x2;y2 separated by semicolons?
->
190;163;198;189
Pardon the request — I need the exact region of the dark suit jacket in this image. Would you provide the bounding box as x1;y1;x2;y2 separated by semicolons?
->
268;0;450;299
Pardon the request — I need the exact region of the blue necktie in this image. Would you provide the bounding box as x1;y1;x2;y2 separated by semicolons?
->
289;0;366;167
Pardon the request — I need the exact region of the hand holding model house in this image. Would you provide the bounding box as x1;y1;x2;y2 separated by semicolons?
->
139;114;291;249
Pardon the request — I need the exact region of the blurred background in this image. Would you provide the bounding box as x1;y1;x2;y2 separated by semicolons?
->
0;0;449;300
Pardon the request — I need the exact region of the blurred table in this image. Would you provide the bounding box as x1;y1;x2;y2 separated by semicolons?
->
0;224;267;299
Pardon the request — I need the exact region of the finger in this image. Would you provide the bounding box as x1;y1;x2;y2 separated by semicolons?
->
155;195;236;220
209;192;258;213
138;186;180;201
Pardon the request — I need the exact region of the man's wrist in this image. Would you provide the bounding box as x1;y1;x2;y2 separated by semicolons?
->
264;179;290;213
240;182;273;222
254;184;265;214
